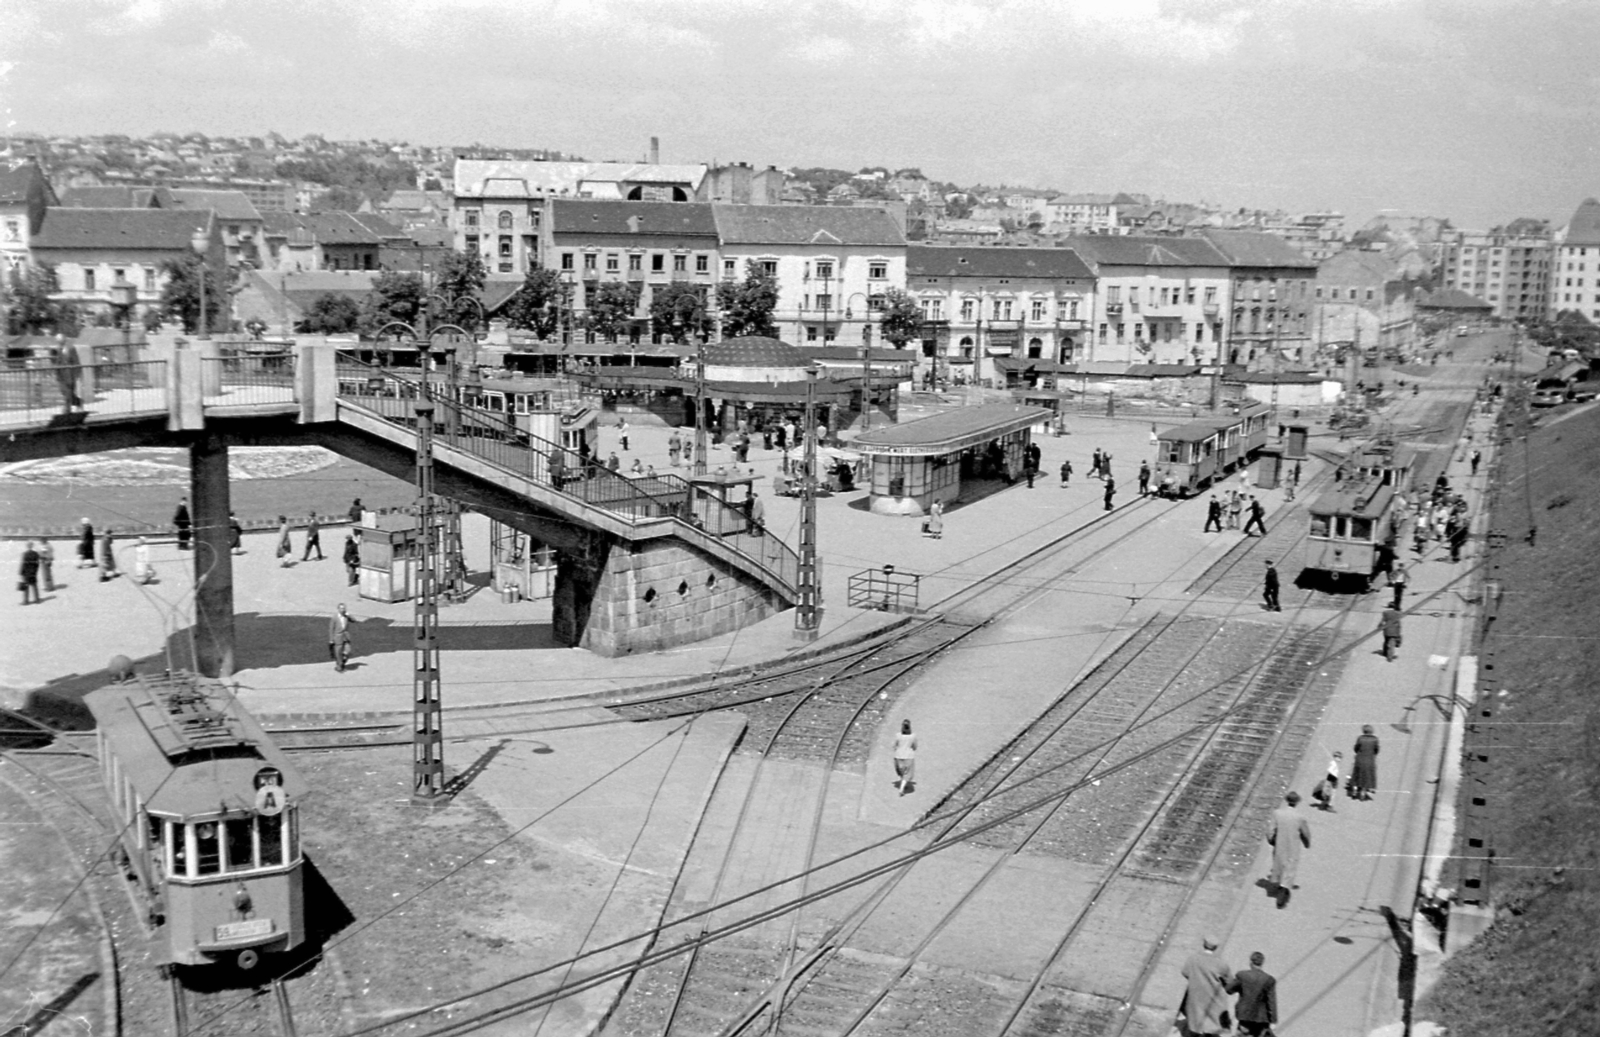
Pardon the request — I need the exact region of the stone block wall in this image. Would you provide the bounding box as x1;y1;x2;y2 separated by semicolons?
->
571;536;780;656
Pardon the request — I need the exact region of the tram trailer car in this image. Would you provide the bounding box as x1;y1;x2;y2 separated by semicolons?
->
85;673;309;971
1305;476;1398;588
1153;403;1272;498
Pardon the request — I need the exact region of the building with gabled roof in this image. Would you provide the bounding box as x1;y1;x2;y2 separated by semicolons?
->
1312;250;1418;358
1198;229;1318;367
712;204;906;351
1066;235;1231;366
906;245;1095;383
1549;198;1600;321
0;159;58;274
1439;220;1552;321
28;207;220;321
258;211;383;272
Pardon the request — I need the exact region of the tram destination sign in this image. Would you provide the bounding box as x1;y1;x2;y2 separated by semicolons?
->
215;918;275;942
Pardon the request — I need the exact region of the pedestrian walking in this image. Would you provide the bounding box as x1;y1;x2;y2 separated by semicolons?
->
607;452;621;474
1204;495;1224;533
1227;490;1243;530
133;537;156;584
747;491;765;535
923;499;944;539
348;498;364;525
1102;451;1113;481
548;447;567;489
1266;791;1311;905
1470;448;1481;476
37;539;55;592
229;512;244;554
329;603;353;672
77;518;96;568
1351;725;1380;799
762;424;774;451
1024;457;1037;488
1177;936;1233;1037
1312;750;1342;812
1091;448;1103;479
1059;459;1072;487
893;719;917;794
816;421;828;449
1243;496;1267;536
1380;607;1402;662
1388;560;1408;609
302;514;324;561
343;533;361;587
18;541;42;605
98;529;119;582
174;498;192;551
275;516;293;567
617;417;630;451
1262;561;1282;612
1449;522;1468;563
1103;476;1116;511
781;421;794;451
1227;951;1279;1037
1138;461;1151;496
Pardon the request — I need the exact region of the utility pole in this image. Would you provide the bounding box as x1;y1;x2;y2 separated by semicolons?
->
412;303;446;805
794;367;821;640
694;329;708;476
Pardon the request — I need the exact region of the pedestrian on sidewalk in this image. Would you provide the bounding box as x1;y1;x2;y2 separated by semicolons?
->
1266;791;1311;906
302;514;324;561
1262;561;1281;612
37;539;54;592
1227;952;1279;1037
1204;496;1224;533
77;518;96;568
1470;448;1481;476
98;529;119;582
747;491;765;535
1380;607;1402;662
174;498;192;551
1103;476;1116;511
133;537;156;585
1388;561;1408;609
607;452;621;474
1243;496;1268;536
1177;936;1233;1037
343;533;361;587
329;603;353;672
348;498;364;525
617;417;630;451
1102;451;1113;480
1060;459;1073;487
229;513;244;554
275;516;294;567
1138;461;1151;496
1351;725;1380;800
923;500;944;539
1091;448;1103;479
1448;521;1468;563
1312;751;1342;812
893;719;917;794
18;542;41;605
1227;490;1243;529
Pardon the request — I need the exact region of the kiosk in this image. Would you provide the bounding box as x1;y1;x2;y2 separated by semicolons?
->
688;471;761;535
853;403;1051;516
355;510;442;603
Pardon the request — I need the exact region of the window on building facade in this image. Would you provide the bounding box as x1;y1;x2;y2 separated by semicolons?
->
1366;289;1374;301
1195;323;1204;342
1068;299;1080;319
465;210;479;228
84;268;96;291
1107;285;1121;304
673;254;687;272
696;255;709;273
465;234;479;253
629;254;642;272
2;218;19;242
606;254;619;272
1204;286;1217;304
959;336;974;357
584;253;597;271
960;298;975;321
1116;323;1126;342
499;236;512;257
724;259;736;278
815;260;834;280
652;253;665;272
869;261;887;280
498;211;513;230
759;259;778;277
561;252;575;270
1098;323;1108;343
816;293;833;312
1185;286;1196;304
144;267;155;291
806;326;818;341
923;298;943;321
1031;299;1047;322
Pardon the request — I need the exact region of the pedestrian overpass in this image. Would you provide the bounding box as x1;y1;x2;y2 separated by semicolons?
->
0;343;800;674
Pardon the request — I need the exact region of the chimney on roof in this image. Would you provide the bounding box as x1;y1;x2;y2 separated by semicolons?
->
650;137;660;165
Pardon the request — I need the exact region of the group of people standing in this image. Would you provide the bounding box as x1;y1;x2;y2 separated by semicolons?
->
1205;490;1269;536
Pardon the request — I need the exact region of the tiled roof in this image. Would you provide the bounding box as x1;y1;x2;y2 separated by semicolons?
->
1316;250;1398;284
0;162;54;205
1563;198;1600;247
712;204;905;246
552;200;718;237
166;189;261;221
260;211;382;245
454;160;708;198
853;402;1051;450
908;245;1092;280
1197;230;1317;269
1124;364;1208;378
703;336;811;367
58;185;149;208
347;212;407;239
1416;288;1493;311
481;281;523;314
31;208;210;250
1063;235;1229;269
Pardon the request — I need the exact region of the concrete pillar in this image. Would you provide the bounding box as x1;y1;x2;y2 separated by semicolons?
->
551;546;602;649
190;432;236;677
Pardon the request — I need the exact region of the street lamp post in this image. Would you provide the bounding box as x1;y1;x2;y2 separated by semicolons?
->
108;274;137;356
795;365;822;640
189;227;211;339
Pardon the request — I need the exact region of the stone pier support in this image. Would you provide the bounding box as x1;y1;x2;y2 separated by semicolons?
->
189;431;236;677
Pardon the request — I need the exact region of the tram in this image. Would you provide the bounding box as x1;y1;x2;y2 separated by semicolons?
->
1305;475;1398;588
86;672;309;971
1345;438;1416;491
1152;402;1272;498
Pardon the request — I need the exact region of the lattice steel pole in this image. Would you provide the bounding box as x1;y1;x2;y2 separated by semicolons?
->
795;367;821;640
412;318;445;803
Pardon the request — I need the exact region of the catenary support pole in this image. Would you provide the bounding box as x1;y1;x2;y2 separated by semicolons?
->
189;431;235;677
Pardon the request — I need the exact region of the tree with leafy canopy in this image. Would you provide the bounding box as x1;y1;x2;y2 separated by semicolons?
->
360;270;425;336
4;264;65;334
875;288;923;349
431;249;487;331
585;281;642;342
501;268;565;339
298;293;364;334
716;260;779;339
649;283;711;342
158;256;230;334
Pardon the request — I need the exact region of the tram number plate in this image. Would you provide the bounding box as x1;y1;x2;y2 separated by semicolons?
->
215;918;274;941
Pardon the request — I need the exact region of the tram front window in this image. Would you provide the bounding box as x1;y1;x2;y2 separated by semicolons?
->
1350;517;1374;541
1334;516;1349;538
259;813;285;868
1310;515;1330;538
195;822;221;876
224;817;254;872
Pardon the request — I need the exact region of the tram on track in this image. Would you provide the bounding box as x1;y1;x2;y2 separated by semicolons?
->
1305;475;1398;588
86;672;308;971
1344;438;1417;491
1153;401;1272;498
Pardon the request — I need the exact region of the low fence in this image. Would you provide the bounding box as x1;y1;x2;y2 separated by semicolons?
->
0;359;169;429
848;566;922;613
202;354;297;409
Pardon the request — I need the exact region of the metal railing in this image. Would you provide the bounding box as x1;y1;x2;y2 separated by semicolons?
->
202;354;298;409
847;566;922;613
0;359;169;430
334;360;799;592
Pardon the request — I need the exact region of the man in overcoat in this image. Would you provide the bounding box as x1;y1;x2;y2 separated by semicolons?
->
1267;791;1312;905
1178;935;1233;1036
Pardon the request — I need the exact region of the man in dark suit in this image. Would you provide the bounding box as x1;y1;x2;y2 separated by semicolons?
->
1228;951;1278;1036
1204;495;1223;532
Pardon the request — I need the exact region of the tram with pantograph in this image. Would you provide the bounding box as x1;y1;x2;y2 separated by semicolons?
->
1153;401;1272;498
1305;474;1399;589
86;672;308;971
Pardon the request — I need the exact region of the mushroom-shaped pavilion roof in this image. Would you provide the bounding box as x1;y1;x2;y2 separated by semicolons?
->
703;336;811;368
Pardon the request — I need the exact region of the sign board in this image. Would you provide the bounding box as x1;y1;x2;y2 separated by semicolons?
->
254;784;287;817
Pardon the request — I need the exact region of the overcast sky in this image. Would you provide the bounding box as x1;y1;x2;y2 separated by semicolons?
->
3;0;1596;229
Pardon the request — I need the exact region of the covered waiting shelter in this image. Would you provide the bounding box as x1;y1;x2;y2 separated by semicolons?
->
852;403;1051;515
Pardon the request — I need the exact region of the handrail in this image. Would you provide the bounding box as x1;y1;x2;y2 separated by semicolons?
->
333;359;798;594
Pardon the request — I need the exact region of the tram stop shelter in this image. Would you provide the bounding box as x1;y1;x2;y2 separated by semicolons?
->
852;402;1051;516
688;470;761;535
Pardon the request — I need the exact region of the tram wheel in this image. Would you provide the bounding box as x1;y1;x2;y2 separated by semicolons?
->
237;949;260;971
